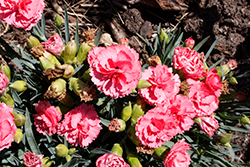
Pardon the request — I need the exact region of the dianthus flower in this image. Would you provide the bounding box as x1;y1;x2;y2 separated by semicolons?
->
188;79;219;117
23;151;43;167
164;139;191;167
96;153;130;167
0;0;45;30
173;47;206;80
138;64;180;106
88;44;141;99
57;103;101;148
135;107;177;148
205;68;222;97
0;102;17;151
41;33;64;57
195;115;219;137
33;100;62;136
0;71;9;96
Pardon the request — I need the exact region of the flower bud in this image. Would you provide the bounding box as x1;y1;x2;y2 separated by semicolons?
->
42;158;53;167
159;29;169;44
50;78;66;97
118;38;129;45
136;80;152;89
108;118;126;132
240;116;250;125
229;77;238;85
69;77;86;96
184;37;195;49
127;153;142;167
82;69;91;82
14;128;23;144
59;64;75;79
55;144;68;157
216;60;237;77
219;133;232;146
65;155;71;162
63;40;77;64
26;35;42;49
131;101;145;126
127;127;140;146
68;148;76;155
14;113;26;126
10;80;27;92
154;146;169;160
76;42;91;65
121;101;132;121
55;14;62;28
111;143;123;157
40;51;61;70
0;93;14;107
0;63;11;81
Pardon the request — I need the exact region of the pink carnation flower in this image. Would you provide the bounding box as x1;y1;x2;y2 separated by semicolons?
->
57;103;101;148
96;153;130;167
0;71;9;96
164;139;191;167
205;68;222;97
184;37;195;49
188;79;219;117
196;115;219;137
41;33;64;56
0;102;17;151
0;0;45;30
166;95;196;134
33;100;62;136
173;47;207;80
138;64;180;106
88;44;141;99
23;152;43;167
135;107;177;148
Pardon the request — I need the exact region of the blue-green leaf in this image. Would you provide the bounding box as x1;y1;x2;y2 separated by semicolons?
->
64;6;70;44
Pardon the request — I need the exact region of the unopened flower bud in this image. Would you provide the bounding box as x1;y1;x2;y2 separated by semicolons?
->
68;148;76;155
0;63;11;81
14;113;26;126
108;118;126;132
0;93;14;107
111;143;123;157
55;144;68;157
118;38;129;45
136;80;152;89
184;37;195;49
240;116;250;125
26;35;42;49
40;51;61;70
50;78;66;97
14;128;23;144
42;158;53;167
82;69;91;82
76;42;92;65
59;64;75;79
219;133;232;145
229;77;238;85
131;99;146;126
65;155;71;162
159;29;169;44
216;60;237;77
69;78;86;96
127;153;143;167
121;101;132;121
55;14;62;28
63;40;77;64
10;80;27;92
127;127;140;146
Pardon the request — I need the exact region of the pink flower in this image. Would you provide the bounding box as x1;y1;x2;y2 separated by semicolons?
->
205;68;222;97
0;102;17;151
23;152;43;167
227;59;237;70
196;115;219;137
0;71;9;96
138;64;180;106
57;103;101;148
164;139;191;167
96;153;130;167
0;0;45;30
184;37;195;49
173;47;207;80
166;95;196;134
88;44;141;98
135;107;177;148
188;79;219;117
41;33;64;56
33;100;62;136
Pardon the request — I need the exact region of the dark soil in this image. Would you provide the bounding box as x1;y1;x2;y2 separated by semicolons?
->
1;0;250;164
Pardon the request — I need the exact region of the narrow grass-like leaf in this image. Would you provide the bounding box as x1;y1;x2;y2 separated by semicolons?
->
45;131;52;143
206;151;234;166
220;124;250;133
31;23;47;42
73;64;84;75
136;33;154;54
226;147;235;162
25;109;41;154
0;37;20;57
75;19;79;52
64;6;70;44
11;89;22;105
193;36;210;52
41;13;46;39
209;57;224;69
94;29;103;46
100;117;110;127
90;148;111;154
62;158;78;167
205;37;221;60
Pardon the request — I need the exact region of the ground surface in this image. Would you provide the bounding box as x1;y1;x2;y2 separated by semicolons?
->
0;0;250;164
